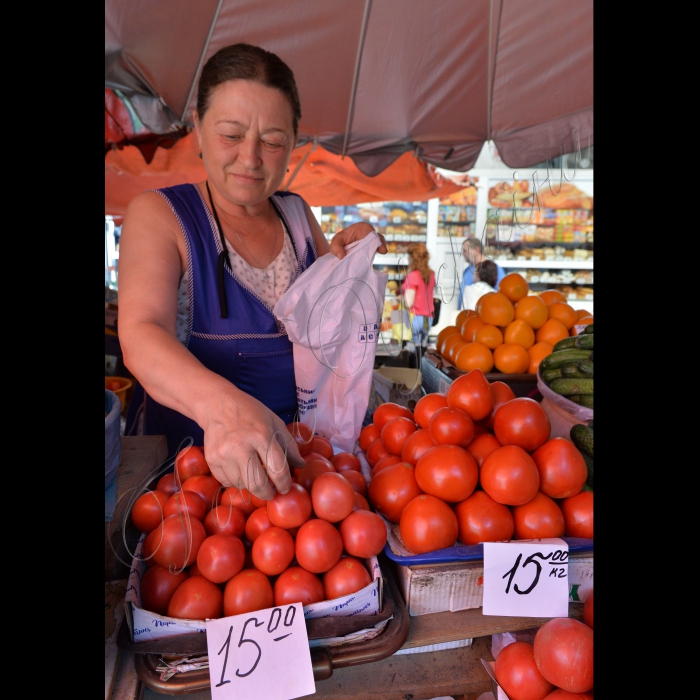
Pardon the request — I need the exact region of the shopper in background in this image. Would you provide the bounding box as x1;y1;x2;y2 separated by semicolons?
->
462;259;499;311
458;237;506;310
402;243;436;347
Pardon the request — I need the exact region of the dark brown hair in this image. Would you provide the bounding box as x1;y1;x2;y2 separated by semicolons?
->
476;259;498;288
196;43;301;134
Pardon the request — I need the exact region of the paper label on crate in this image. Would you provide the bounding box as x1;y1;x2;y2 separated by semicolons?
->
483;538;569;618
206;603;315;700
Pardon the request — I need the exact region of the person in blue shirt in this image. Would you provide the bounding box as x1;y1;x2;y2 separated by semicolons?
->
458;237;506;310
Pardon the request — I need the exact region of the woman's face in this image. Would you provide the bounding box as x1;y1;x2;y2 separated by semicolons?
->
194;80;297;207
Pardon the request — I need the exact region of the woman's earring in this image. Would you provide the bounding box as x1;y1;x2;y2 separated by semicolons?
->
197;152;202;159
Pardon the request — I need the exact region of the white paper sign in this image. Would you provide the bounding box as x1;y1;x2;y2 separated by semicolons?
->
206;603;316;700
483;538;569;618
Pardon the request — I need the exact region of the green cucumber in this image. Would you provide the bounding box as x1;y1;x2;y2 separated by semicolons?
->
566;394;582;404
562;364;587;379
540;349;592;370
579;395;594;409
574;333;593;350
577;359;594;378
580;324;594;335
570;424;594;458
542;368;563;383
582;452;594;489
553;336;578;352
550;378;594;396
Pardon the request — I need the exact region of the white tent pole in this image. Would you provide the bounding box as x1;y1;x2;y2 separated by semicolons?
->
341;0;373;158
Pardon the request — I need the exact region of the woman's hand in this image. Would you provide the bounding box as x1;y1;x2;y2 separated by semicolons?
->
329;222;387;260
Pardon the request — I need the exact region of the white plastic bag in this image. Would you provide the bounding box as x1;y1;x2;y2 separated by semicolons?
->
274;233;388;453
537;367;593;439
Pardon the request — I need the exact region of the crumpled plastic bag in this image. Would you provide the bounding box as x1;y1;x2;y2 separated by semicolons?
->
537;367;593;439
274;233;388;453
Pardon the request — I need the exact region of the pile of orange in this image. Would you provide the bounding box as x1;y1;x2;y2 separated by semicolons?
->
435;274;594;375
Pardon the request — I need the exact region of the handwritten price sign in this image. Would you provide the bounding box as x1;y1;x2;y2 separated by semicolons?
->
483;538;569;618
206;603;315;700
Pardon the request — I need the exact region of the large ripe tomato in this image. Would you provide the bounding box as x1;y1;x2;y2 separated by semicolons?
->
428;407;475;448
413;393;448;429
339;509;387;558
399;494;459;554
480;381;516;431
531;438;587;498
365;438;391;467
466;433;502;468
583;592;593;629
495;641;555;700
414;444;478;503
494;398;551;452
331;452;361;472
310;435;334;460
251;527;295;576
196;534;245;584
223;569;274;617
480;445;540;506
367;461;423;523
286;421;315;456
141;528;161;567
323;557;372;599
381;416;417;456
454;490;515;545
353;492;370;511
311;472;356;522
164;490;207;522
358;424;381;452
220;487;258;518
560;491;593;539
244;506;274;542
139;564;189;616
512;492;565;539
372;454;403;475
175;445;210;482
203;504;245;538
400;429;436;465
182;474;223;512
273;566;325;606
131;490;169;533
166;575;223;620
446;369;494;421
339;469;368;497
544;691;594;700
372;402;414;430
296;456;335;493
266;483;312;528
156;472;179;498
294;518;343;573
152;513;207;571
533;618;594;693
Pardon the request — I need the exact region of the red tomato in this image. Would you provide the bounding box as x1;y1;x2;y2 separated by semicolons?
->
312;472;356;522
531;438;587;498
286;421;315;456
466;433;502;468
196;534;245;584
413;392;448;429
156;472;179;498
414;444;478;503
353;492;370;511
454;490;515;545
372;402;414;430
323;557;371;599
164;490;207;522
294;518;343;573
533;618;594;693
399;494;459;554
544;692;594;700
139;564;189;616
331;452;361;472
152;513;207;571
203;504;245;538
131;490;169;533
381;416;417;456
141;528;160;567
175;445;210;482
311;435;334;460
367;461;423;523
266;483;312;528
365;438;391;467
251;527;295;576
296;457;335;492
339;469;368;497
428;407;475;448
512;492;565;539
274;566;325;606
400;429;436;465
446;369;494;421
494;398;551;452
220;487;259;518
481;381;516;431
166;575;223;620
495;641;555;700
244;506;274;542
372;454;402;475
358;424;381;452
223;569;274;617
480;445;541;506
560;491;593;539
583;592;593;629
182;475;222;512
339;509;387;558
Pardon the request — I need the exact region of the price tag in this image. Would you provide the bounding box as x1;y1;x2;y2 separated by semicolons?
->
206;603;315;700
483;538;569;618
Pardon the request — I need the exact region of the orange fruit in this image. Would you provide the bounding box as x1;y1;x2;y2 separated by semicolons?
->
498;273;529;303
527;342;554;374
477;292;515;326
493;343;530;374
539;289;567;306
548;302;577;330
455;309;477;330
474;324;504;350
570;315;594;336
503;319;536;350
514;295;549;329
454;342;494;373
575;308;592;321
447;340;469;364
461;315;485;342
536;318;570;346
437;326;460;353
442;332;466;360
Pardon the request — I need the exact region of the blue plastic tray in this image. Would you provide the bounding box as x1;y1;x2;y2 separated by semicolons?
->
383;537;593;566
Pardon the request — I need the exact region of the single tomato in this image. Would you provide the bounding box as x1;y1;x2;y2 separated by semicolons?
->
494;398;551;452
311;435;334;460
251;527;295;576
481;381;517;431
294;518;343;573
428;407;475;448
164;490;207;522
139;564;189;616
166;575;223;620
512;492;565;539
182;475;223;512
372;454;403;475
532;438;587;498
466;433;502;468
358;424;381;452
286;421;315;456
131;490;169;534
220;487;258;518
339;509;387;558
175;445;210;482
339;469;367;497
446;369;494;421
323;557;371;599
372;402;414;430
544;692;594;700
560;490;593;539
400;429;436;465
223;569;274;617
495;641;555;700
196;534;245;584
381;416;417;456
156;472;179;498
454;490;515;545
331;452;361;472
480;445;540;506
399;494;459;554
296;457;335;493
274;566;325;606
152;514;207;571
353;492;370;511
266;483;312;529
367;461;423;523
203;504;246;538
311;472;356;523
365;438;391;467
413;393;448;429
244;506;274;542
414;444;478;503
533;618;593;693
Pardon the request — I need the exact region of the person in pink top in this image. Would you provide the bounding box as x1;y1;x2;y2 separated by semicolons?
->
401;243;436;347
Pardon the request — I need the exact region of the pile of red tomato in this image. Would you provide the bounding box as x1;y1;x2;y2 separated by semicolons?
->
359;369;593;555
130;430;387;622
